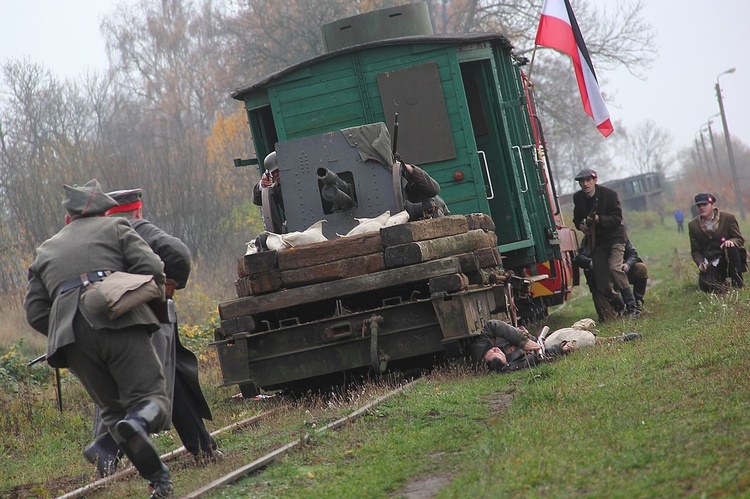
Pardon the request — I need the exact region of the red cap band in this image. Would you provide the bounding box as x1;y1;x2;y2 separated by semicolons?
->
106;200;142;216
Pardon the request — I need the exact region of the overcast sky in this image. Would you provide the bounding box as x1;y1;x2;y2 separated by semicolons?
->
1;0;749;177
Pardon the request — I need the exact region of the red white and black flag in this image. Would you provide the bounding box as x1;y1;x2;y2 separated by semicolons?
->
535;0;613;137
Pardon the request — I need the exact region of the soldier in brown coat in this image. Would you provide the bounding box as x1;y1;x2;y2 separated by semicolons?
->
24;180;174;498
688;193;746;292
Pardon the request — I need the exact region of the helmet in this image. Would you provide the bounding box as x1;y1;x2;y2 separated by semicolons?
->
264;151;278;173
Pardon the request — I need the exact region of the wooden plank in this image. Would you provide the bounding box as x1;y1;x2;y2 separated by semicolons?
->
276;232;383;271
279;86;362;117
428;273;469;294
456;252;480;273
380;215;469;247
284;101;366;136
281;253;386;288
474;247;501;268
235;270;283;297
219;257;462;319
465;213;496;232
384;229;493;267
220;316;258;336
239;251;278;277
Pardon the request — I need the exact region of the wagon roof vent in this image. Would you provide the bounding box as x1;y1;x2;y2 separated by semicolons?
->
321;2;434;53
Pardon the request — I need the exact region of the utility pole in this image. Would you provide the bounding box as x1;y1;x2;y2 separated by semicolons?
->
715;67;744;220
693;138;706;173
706;116;722;179
698;127;713;176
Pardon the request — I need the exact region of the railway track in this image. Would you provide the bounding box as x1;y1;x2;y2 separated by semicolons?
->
55;379;418;498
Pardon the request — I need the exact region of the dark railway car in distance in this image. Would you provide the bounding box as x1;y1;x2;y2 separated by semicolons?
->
214;3;578;395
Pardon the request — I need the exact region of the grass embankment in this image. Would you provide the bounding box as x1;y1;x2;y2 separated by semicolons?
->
227;214;750;498
2;213;749;497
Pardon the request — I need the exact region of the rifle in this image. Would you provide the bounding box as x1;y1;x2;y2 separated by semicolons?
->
28;353;46;366
390;113;407;211
391;112;400;164
586;197;599;253
537;325;550;360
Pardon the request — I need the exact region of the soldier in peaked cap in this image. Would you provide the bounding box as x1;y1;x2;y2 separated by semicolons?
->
688;193;746;292
24;180;174;498
572;169;639;318
84;188;218;478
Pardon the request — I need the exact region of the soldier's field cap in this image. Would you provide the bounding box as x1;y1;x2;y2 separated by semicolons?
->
106;188;143;215
574;168;598;180
63;179;118;216
107;188;143;205
694;193;716;205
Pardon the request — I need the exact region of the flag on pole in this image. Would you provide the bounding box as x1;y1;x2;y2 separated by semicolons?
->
535;0;613;137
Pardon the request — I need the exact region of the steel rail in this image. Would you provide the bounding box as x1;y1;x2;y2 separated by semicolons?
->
185;379;420;498
56;409;277;499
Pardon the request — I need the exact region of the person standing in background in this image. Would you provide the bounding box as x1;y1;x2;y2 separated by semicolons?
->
674;209;684;233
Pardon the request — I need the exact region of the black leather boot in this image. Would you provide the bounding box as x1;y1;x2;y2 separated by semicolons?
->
83;432;124;477
111;401;173;497
619;287;640;318
609;294;626;315
726;246;745;288
632;277;647;310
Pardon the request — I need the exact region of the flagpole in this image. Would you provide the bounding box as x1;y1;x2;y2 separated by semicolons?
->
528;45;539;81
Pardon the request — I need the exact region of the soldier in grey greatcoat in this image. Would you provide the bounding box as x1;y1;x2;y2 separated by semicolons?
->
24;180;174;498
85;188;217;477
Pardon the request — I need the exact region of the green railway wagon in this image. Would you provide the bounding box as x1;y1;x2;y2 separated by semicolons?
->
234;29;561;271
216;3;576;395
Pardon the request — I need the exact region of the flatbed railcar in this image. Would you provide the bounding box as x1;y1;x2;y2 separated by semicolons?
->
214;3;577;395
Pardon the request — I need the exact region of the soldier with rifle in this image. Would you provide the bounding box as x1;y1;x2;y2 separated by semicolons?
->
391;113;449;221
252;151;286;234
572;169;639;318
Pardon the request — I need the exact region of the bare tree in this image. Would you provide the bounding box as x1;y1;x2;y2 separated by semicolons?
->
0;60;78;247
0;0;659;294
612;120;675;178
101;0;250;268
673;134;750;213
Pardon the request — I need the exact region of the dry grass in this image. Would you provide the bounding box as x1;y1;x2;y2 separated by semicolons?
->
0;292;45;354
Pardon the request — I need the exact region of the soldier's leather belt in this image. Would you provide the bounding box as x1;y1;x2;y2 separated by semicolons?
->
59;270;111;295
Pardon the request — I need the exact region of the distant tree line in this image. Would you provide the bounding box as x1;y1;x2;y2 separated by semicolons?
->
0;0;656;293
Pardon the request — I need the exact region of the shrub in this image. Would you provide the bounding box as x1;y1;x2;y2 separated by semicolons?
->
0;339;52;389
